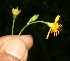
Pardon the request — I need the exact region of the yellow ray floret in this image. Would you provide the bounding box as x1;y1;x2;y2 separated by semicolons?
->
46;15;62;39
12;7;21;16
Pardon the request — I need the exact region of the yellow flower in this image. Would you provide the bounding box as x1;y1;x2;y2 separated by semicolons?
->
12;7;21;16
46;15;62;39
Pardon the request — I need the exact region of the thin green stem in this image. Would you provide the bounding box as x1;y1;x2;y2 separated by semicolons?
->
29;21;49;25
19;21;49;35
19;24;29;35
12;16;16;37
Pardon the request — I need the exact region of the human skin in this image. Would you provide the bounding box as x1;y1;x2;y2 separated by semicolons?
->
0;35;33;61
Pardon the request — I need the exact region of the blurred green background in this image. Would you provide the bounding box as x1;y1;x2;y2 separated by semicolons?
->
0;0;70;61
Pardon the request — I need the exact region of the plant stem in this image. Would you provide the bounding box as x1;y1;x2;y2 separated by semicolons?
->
29;21;49;25
12;16;16;37
19;24;29;35
19;21;49;35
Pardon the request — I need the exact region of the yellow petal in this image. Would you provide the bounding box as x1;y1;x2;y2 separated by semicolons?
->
54;15;60;23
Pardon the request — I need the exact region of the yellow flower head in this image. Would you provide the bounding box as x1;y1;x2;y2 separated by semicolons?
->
46;15;62;39
12;7;21;16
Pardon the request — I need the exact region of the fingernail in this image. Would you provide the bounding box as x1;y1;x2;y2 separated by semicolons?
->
20;35;33;39
5;38;27;60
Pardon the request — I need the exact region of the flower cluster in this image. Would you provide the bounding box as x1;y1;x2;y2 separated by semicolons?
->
11;7;62;39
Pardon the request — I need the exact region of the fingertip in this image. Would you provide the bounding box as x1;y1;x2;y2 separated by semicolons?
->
19;35;33;50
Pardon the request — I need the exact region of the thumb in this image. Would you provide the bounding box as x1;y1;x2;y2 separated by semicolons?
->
0;35;33;61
